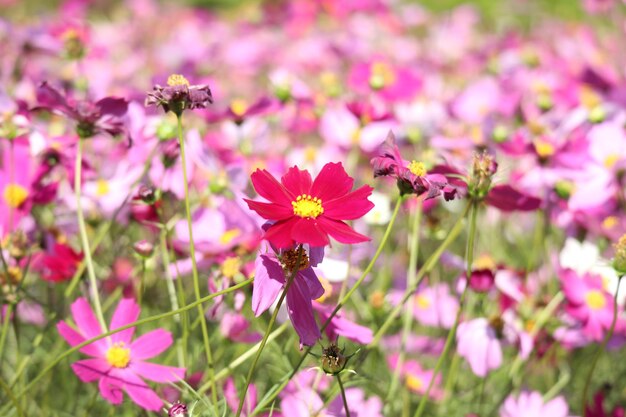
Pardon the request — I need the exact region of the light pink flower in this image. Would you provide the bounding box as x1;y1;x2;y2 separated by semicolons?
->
500;391;570;417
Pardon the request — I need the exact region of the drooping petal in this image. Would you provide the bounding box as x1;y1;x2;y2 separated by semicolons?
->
244;199;293;220
310;162;354;201
130;329;173;360
300;268;325;300
250;169;294;206
132;361;185;383
485;184;541;212
316;217;370;244
110;298;140;344
71;297;104;340
96;97;129;117
71;358;111;382
281;166;313;196
286;278;321;346
323;185;374;220
290;219;330;247
252;254;286;316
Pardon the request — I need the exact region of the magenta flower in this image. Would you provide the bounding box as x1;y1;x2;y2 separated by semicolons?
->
36;82;128;139
252;246;324;345
244;162;374;248
500;391;570;417
145;74;213;116
560;268;617;341
57;298;185;411
32;242;83;283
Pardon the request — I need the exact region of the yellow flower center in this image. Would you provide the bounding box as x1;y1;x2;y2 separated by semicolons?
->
603;216;618;229
221;256;241;279
415;294;431;309
370;61;396;88
534;140;555;158
585;290;606;310
370;290;385;309
3;184;28;208
473;254;496;270
406;375;424;392
304;146;317;163
605;154;620;169
292;195;324;219
230;99;248;117
408;161;426;177
219;229;241;245
96;179;110;196
106;343;131;368
167;74;190;87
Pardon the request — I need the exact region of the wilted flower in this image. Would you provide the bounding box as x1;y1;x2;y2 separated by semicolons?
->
145;74;213;116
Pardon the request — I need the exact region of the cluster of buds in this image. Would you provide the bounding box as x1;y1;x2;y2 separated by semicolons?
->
467;151;498;202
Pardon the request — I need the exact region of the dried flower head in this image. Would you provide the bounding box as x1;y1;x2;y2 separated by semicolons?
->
321;343;347;375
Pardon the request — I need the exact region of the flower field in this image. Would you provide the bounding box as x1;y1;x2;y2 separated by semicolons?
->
2;0;626;416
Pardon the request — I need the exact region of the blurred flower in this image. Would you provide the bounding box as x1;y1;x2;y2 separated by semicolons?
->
35;82;128;139
500;391;570;417
32;242;83;283
145;74;213;116
244;162;374;248
57;298;185;411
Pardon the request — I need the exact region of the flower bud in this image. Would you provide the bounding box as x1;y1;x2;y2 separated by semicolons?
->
136;185;158;205
168;401;188;417
133;240;154;258
321;343;347;375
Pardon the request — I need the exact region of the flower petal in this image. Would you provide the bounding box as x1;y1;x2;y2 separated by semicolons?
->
310;162;354;201
323;185;374;220
264;217;298;249
119;372;163;411
244;199;293;220
110;298;140;344
71;297;104;340
316;217;370;244
99;377;124;405
130;329;172;360
290;218;330;247
132;361;185;383
281;166;313;196
71;358;111;382
252;254;285;316
250;169;293;206
96;97;128;117
57;321;105;356
286;278;321;346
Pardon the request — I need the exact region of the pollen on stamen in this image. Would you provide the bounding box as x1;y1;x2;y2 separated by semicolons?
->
408;160;427;177
291;194;324;219
167;74;190;87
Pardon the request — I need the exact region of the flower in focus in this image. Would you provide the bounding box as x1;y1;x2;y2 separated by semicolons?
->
252;245;324;345
500;391;570;417
35;82;129;139
57;298;185;411
145;74;213;116
244;162;374;248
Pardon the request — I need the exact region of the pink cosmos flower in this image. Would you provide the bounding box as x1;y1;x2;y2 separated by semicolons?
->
0;140;32;237
348;59;422;102
412;284;459;329
500;391;570;417
560;268;618;341
387;354;443;400
57;298;185;411
244;162;374;248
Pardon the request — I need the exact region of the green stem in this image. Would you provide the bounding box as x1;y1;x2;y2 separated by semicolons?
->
74;138;107;332
581;276;622;417
0;377;23;417
137;259;146;305
0;303;14;365
337;373;351;417
370;202;471;348
387;199;422;403
176;114;217;405
413;202;478;417
9;278;253;406
198;322;288;394
235;247;303;417
160;228;185;369
250;196;405;416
